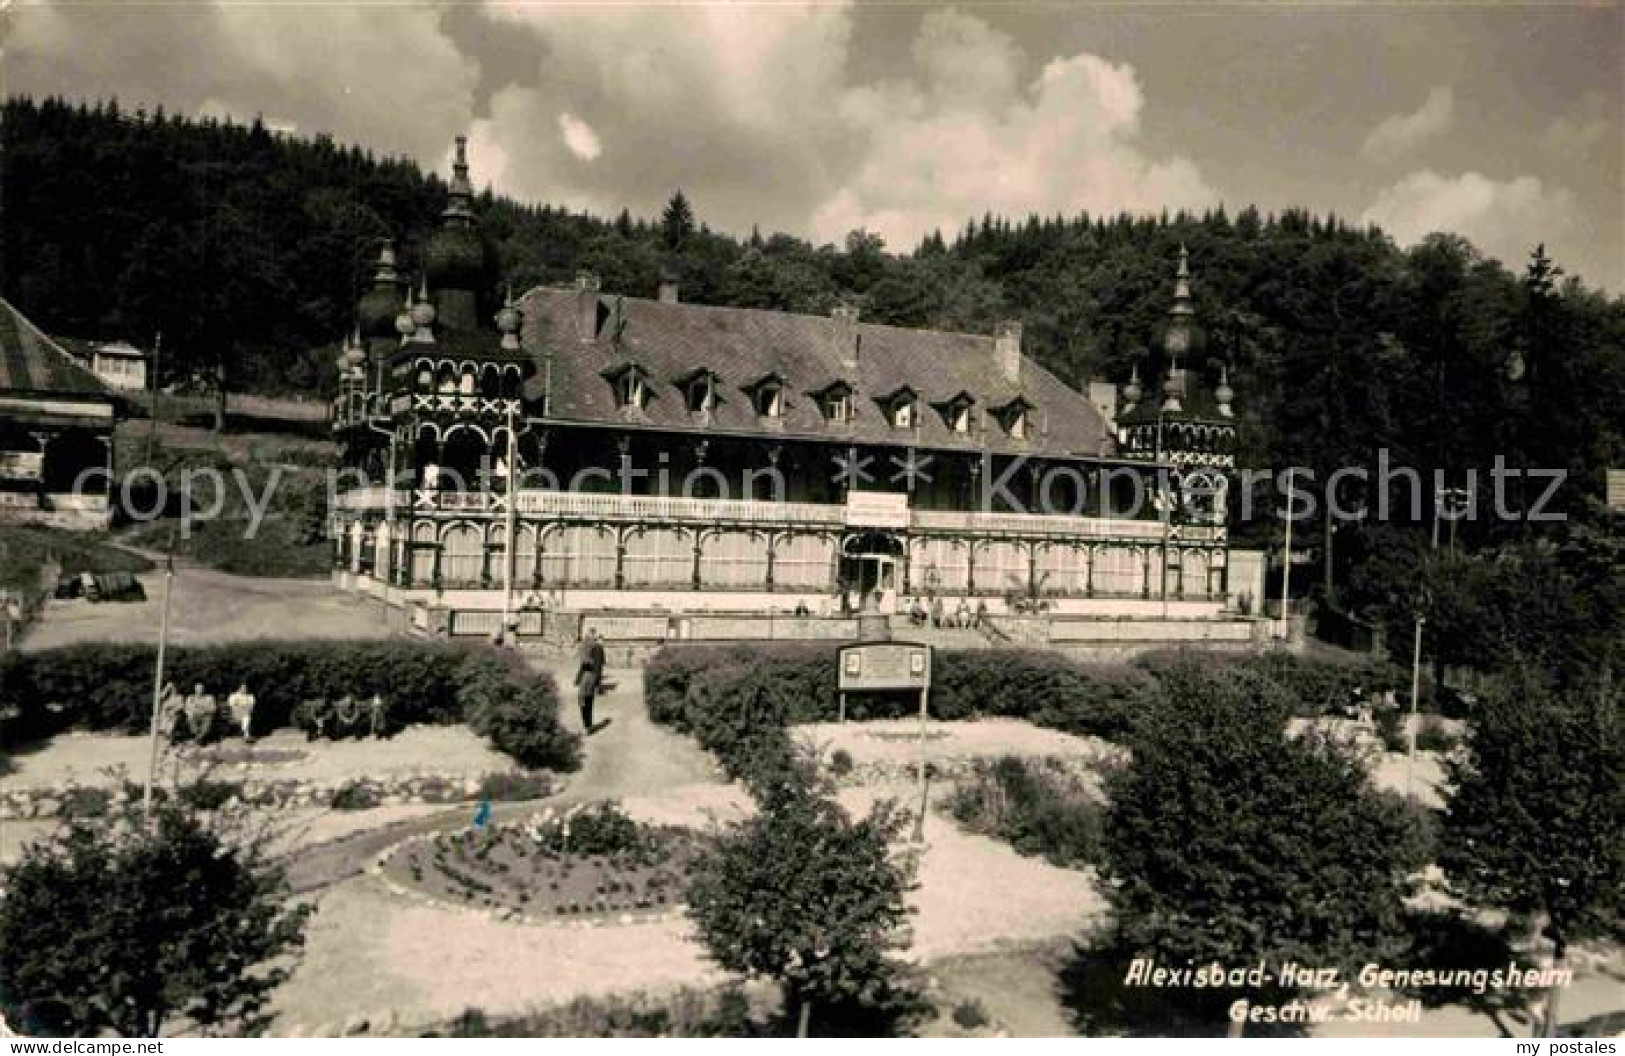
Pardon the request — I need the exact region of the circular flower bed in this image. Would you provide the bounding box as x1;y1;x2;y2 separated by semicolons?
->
377;802;698;924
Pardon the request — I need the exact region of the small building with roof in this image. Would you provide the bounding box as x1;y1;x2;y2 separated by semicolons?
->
330;140;1255;648
0;298;118;529
87;341;149;392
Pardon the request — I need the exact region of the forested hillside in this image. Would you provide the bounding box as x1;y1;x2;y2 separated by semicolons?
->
4;96;1623;525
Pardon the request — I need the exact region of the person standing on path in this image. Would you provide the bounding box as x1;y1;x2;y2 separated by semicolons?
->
576;628;607;734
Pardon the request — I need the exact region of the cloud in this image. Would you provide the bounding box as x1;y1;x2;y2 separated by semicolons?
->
1360;86;1454;164
810;10;1216;247
473;4;1214;249
1361;170;1582;272
1541;91;1616;162
471;1;858;231
558;114;602;162
7;1;477;161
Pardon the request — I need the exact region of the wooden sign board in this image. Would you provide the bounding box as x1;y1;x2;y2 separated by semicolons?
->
838;641;931;692
1608;468;1625;512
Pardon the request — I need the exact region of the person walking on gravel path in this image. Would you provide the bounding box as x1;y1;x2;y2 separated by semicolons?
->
576;629;606;734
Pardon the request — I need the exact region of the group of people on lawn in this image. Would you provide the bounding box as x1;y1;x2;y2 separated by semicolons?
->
156;683;392;743
907;595;987;630
156;682;256;744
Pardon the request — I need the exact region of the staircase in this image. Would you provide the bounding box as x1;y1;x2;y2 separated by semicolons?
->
886;616;1001;650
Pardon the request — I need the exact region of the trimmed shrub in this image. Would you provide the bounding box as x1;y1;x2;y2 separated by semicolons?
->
477;771;555;802
946;755;1104;868
647;644;1142;732
329;780;381;811
178;779;243;811
1136;648;1408;718
458;649;579;771
3;640;578;772
644;643;1145;783
951;1000;990;1030
430;986;757;1038
934;649;1146;739
1414;715;1460;753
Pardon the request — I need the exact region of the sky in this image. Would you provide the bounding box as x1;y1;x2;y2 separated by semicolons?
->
6;1;1622;291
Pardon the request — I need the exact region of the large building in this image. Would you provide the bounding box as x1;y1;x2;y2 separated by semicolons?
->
331;141;1257;647
0;298;118;530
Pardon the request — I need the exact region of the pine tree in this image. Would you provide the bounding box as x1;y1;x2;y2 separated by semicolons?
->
660;190;695;250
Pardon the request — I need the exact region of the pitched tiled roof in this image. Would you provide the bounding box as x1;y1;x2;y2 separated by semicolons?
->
518;288;1116;459
0;299;113;399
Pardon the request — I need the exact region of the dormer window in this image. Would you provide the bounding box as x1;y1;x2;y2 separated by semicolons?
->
619;372;646;409
877;385;920;430
994;397;1035;440
937;392;976;435
676;368;722;417
813;381;855;425
744;374;786;419
603;362;652;411
827;391;852;424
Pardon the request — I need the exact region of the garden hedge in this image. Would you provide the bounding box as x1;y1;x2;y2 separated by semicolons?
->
0;639;578;771
1134;648;1412;715
644;642;1408;782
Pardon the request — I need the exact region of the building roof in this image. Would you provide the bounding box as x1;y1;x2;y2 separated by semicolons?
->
92;341;147;359
518;287;1117;459
0;298;115;400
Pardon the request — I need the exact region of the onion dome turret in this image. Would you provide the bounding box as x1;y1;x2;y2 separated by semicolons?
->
423;136;488;330
357;240;404;342
495;285;522;351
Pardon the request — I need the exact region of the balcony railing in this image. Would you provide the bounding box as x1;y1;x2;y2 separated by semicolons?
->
514;490;846;525
411;393;523;416
374;488;1212;542
911;508;1204;541
333;486;409;511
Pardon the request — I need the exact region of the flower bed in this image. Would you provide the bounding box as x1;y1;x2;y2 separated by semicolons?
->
0;769;558;820
376;802;698;925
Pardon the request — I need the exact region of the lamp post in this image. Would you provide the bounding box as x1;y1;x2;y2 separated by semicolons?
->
1154;400;1170;616
1406;608;1425;798
1279;468;1296;641
1433;485;1469;552
143;523;179;822
499;398;520;642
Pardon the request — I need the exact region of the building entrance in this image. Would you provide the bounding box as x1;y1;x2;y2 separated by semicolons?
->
840;531;904;615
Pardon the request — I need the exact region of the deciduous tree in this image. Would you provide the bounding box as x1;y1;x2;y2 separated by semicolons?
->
687;752;920;1037
0;801;311;1037
1440;669;1623;1036
1101;661;1422;1034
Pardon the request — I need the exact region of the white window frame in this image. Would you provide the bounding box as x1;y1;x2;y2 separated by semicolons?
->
755;381;783;418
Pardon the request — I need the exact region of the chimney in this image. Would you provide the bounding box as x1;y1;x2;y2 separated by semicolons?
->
995;319;1023;382
575;271;601;341
658;280;679;304
832;305;860;371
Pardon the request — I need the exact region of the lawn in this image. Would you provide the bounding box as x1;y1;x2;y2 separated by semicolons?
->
111;420;333;578
0;525;151;594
